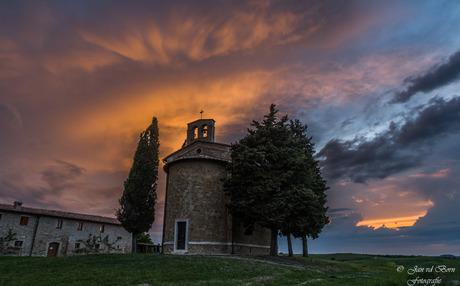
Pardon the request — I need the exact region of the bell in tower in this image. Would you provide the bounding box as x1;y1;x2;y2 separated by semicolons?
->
186;119;215;145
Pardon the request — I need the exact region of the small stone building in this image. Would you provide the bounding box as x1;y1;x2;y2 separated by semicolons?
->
0;201;132;256
162;119;271;254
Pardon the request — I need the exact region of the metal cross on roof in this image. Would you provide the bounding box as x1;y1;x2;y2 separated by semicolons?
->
200;110;204;119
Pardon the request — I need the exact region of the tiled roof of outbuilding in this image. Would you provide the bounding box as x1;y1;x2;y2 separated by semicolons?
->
0;203;121;225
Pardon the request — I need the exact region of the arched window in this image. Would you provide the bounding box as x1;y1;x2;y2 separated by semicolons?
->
202;125;208;138
193;127;198;139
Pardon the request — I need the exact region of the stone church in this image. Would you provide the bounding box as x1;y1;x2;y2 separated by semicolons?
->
161;118;271;254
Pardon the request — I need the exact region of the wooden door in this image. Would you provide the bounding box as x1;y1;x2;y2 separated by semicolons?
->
47;242;60;257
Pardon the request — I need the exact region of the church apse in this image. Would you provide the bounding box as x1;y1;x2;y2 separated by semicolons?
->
162;118;271;255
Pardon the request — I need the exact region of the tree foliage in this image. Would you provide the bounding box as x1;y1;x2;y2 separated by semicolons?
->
0;229;18;254
75;234;122;254
281;119;329;243
224;104;328;256
116;117;159;253
137;232;154;244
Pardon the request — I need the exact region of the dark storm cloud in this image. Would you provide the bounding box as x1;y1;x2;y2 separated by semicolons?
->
307;192;460;254
318;96;460;183
282;167;460;254
392;48;460;103
403;168;460;233
41;160;86;191
317;137;420;184
0;161;86;206
396;96;460;145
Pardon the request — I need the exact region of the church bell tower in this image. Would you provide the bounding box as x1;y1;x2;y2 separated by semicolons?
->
161;117;271;255
186;119;215;145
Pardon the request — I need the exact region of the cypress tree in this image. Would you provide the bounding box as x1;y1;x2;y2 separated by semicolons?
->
116;117;159;253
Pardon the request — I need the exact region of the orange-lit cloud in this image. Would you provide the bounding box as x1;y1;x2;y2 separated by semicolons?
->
76;2;314;66
356;212;427;229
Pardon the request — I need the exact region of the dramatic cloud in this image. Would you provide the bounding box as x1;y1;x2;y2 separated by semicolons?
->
317;96;460;183
393;48;460;103
297;195;460;255
286;167;460;255
41;160;86;191
1;1;460;254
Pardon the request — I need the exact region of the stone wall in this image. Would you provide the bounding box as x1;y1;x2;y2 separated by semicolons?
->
163;156;271;255
0;212;132;256
0;212;37;256
232;223;272;255
163;159;231;254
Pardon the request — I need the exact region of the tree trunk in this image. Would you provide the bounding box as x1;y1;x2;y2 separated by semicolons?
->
287;235;293;257
302;236;308;257
132;232;137;254
269;228;278;257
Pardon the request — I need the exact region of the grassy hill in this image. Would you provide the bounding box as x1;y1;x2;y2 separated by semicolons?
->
0;253;459;285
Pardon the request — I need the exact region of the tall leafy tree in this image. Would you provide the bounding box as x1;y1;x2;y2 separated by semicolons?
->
225;104;294;256
281;119;329;257
116;117;159;253
224;105;328;257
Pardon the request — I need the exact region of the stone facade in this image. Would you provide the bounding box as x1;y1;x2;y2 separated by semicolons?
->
0;201;132;257
162;119;271;255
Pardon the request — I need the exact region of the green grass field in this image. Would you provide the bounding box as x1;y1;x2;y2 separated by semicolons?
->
0;253;458;285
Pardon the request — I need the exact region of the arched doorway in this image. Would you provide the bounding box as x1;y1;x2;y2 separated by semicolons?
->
47;242;60;257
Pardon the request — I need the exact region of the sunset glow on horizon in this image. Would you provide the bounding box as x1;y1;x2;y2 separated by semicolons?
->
1;1;460;256
356;213;428;230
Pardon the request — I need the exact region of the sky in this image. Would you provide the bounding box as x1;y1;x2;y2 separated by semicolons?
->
1;0;460;256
